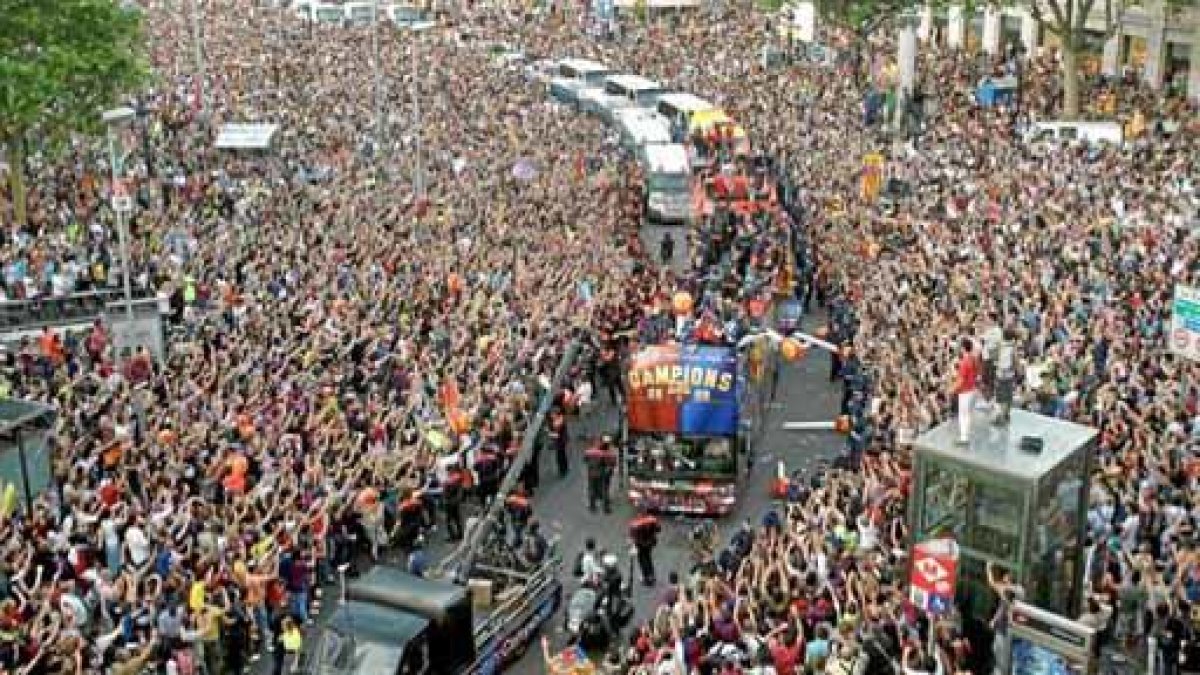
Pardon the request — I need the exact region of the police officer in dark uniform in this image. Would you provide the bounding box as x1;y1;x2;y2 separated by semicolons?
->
845;391;871;470
629;510;661;586
584;436;617;513
597;338;623;406
474;445;501;506
397;489;425;549
504;489;533;545
839;342;863;415
659;231;675;265
548;407;570;477
442;464;466;542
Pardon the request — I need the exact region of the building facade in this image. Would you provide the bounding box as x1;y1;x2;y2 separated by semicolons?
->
914;1;1199;101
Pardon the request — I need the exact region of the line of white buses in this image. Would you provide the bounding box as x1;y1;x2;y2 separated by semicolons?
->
535;57;751;224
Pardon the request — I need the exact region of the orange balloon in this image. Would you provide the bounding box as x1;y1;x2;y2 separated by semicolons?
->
781;338;806;362
834;415;851;434
672;291;694;316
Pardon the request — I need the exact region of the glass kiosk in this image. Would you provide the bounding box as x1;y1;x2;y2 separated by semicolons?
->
909;409;1096;623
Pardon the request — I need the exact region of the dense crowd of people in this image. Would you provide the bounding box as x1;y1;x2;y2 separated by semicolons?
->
1;1;1198;675
474;5;1198;675
0;2;674;673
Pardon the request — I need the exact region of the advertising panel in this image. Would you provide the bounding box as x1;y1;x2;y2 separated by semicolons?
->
1170;284;1200;361
909;538;959;616
626;344;739;436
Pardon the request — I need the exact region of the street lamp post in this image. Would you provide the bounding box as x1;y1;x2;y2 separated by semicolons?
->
189;0;210;121
373;0;385;151
411;39;425;199
102;107;137;323
134;100;163;206
896;10;920;138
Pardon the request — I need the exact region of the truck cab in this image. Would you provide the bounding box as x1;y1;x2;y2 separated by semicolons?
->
302;553;563;675
307;602;433;674
304;568;473;674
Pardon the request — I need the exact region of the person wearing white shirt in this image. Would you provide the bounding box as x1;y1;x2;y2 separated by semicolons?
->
124;520;151;571
856;513;879;553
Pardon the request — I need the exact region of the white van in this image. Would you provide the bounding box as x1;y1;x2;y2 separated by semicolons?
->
603;74;665;108
655;92;715;138
1025;121;1123;147
614;109;673;152
641;144;693;223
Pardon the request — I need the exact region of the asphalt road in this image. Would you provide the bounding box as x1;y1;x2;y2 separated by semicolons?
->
502;222;845;673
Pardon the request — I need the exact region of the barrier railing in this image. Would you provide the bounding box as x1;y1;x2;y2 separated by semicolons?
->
0;287;156;337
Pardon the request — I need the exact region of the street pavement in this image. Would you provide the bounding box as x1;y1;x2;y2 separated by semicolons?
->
503;222;845;673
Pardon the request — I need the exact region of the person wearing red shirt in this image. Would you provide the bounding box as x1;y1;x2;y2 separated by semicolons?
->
768;627;804;675
955;337;979;445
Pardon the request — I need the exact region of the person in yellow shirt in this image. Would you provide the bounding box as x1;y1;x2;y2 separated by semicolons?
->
276;616;303;675
197;602;224;675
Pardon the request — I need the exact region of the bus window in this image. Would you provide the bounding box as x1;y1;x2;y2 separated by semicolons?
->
634;88;663;106
559;61;609;85
346;4;376;24
315;5;343;22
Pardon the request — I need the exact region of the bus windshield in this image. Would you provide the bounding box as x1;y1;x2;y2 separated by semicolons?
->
628;435;736;479
647;172;690;193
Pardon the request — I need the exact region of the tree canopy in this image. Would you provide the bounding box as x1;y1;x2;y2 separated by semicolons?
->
1;0;148;225
812;0;928;37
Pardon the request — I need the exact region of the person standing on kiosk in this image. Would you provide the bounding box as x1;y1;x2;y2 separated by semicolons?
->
980;311;1004;409
629;510;661;586
994;327;1020;426
954;337;979;445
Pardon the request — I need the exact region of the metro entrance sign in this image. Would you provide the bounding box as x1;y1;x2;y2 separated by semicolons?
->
1171;285;1200;362
909;538;958;616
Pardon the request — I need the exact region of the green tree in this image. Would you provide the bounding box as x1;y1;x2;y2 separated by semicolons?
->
1029;0;1194;118
813;0;928;40
0;0;148;228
